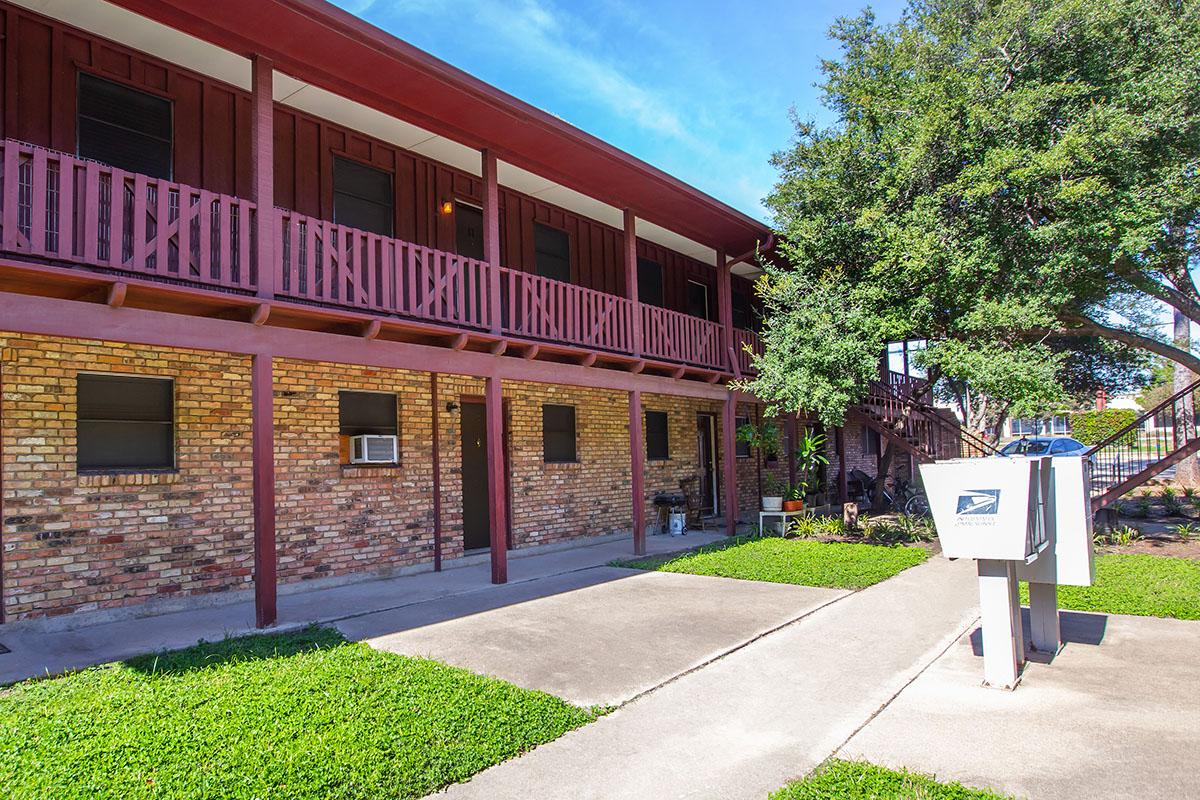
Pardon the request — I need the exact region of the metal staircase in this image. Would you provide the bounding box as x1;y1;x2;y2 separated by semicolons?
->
850;376;999;464
1086;377;1200;512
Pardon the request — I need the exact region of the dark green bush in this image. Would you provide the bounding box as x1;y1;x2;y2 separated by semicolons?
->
1070;409;1138;446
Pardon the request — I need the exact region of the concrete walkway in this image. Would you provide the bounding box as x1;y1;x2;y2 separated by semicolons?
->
0;530;723;684
439;555;981;799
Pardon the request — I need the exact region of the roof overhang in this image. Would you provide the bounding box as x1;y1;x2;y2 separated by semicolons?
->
22;0;771;262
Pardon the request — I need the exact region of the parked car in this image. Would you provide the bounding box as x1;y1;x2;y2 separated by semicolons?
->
998;436;1090;457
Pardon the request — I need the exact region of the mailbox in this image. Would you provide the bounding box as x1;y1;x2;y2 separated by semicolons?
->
1016;456;1095;587
921;457;1049;562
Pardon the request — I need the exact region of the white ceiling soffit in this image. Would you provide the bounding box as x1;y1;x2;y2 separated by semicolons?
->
18;0;719;266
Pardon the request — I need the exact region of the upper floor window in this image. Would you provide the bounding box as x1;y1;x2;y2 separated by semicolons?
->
77;73;172;180
77;373;174;471
455;202;485;260
646;410;669;460
333;157;393;237
732;290;753;331
534;223;571;283
542;404;577;463
637;258;664;306
687;279;710;320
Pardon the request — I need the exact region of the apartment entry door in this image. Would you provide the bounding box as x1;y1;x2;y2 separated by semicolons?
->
460;401;491;551
696;414;718;515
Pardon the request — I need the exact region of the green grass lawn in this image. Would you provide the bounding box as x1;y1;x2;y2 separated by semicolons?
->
0;626;598;799
1020;553;1200;620
771;759;1013;799
615;536;928;590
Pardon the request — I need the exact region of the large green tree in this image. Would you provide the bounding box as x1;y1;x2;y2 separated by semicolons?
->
747;0;1199;429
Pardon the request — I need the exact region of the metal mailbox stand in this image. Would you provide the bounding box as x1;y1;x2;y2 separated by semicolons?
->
920;457;1050;690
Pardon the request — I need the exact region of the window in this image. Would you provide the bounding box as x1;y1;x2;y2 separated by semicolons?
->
1049;415;1070;435
1011;418;1036;436
732;290;756;331
77;73;172;179
646;410;669;460
333;157;393;236
77;374;174;471
735;415;750;458
542;404;577;463
687;280;710;320
534;223;571;282
338;391;398;437
637;258;664;306
864;427;882;457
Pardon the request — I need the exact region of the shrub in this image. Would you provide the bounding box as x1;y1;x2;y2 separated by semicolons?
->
1069;408;1138;446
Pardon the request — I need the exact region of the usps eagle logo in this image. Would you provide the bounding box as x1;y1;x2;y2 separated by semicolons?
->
956;489;1000;516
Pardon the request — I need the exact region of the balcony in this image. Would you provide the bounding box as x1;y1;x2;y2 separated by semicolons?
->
0;139;756;377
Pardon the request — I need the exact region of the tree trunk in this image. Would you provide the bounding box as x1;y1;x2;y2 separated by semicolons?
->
1173;309;1200;487
875;441;897;511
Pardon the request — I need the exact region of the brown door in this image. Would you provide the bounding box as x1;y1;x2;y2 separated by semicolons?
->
696;414;717;514
460;401;491;551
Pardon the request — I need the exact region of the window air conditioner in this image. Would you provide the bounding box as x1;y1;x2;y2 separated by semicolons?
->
350;435;398;464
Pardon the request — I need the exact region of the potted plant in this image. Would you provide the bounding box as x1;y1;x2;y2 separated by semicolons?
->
794;428;829;506
782;484;805;512
762;474;785;512
736;421;783;460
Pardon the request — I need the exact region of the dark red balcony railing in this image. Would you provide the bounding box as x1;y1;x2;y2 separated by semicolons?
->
733;328;763;375
0;139;751;374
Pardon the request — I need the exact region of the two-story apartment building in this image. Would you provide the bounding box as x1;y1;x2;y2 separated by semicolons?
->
0;0;905;629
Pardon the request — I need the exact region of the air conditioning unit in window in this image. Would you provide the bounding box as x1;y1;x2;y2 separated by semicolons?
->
350;435;398;464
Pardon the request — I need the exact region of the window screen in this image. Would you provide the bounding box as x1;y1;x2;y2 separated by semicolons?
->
333;157;394;236
534;223;571;282
732;290;752;330
637;258;664;306
735;415;750;458
864;427;882;456
542;404;577;463
339;391;398;437
646;410;669;460
455;203;485;260
77;374;174;471
77;73;172;179
687;280;710;319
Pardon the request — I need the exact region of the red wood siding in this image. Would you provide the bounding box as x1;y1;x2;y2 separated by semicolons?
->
0;2;746;318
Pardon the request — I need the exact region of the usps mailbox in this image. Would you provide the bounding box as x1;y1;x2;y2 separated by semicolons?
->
920;457;1051;689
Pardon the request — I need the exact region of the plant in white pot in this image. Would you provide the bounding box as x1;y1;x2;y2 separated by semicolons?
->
762;474;785;512
736;421;785;511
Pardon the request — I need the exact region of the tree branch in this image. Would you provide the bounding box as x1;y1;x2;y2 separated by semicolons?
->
1061;315;1200;374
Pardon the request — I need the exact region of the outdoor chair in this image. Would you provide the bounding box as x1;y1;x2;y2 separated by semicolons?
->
679;476;719;534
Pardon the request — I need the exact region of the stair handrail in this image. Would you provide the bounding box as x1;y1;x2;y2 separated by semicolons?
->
1085;376;1200;455
867;378;1001;458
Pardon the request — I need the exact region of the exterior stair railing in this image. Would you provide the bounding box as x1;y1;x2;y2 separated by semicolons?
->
1087;377;1200;512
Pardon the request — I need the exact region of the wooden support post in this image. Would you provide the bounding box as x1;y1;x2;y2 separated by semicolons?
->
251;353;277;627
431;373;442;572
250;55;275;300
837;426;849;503
716;249;733;373
485;376;508;583
623;209;642;358
723;392;738;536
630;388;645;555
482;150;502;336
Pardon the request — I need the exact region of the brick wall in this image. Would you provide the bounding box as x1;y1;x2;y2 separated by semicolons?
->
0;333;254;621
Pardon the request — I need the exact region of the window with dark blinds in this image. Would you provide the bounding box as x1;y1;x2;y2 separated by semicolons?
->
77;73;172;179
542;404;577;463
455;203;485;260
333;157;394;236
646;410;669;460
637;258;664;306
339;391;398;437
534;223;571;282
687;280;710;320
77;374;174;471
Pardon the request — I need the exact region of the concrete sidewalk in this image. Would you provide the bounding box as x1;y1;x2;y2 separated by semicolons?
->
0;530;722;684
439;555;981;800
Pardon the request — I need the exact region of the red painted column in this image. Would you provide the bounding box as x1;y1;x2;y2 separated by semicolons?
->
251;352;277;627
716;249;733;373
482;150;502;336
629;388;645;555
723;392;738;536
623;209;642;358
485;375;508;583
431;373;442;572
250;55;275;300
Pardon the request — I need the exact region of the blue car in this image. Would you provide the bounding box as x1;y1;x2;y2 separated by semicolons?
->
999;436;1090;457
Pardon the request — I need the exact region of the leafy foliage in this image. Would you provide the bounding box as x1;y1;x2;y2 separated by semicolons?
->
1069;408;1138;446
0;626;597;799
771;759;1012;799
754;0;1200;424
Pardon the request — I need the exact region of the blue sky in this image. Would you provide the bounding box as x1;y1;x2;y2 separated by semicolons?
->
332;0;907;222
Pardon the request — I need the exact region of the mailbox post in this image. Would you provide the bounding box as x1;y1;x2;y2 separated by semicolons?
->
920;457;1050;689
